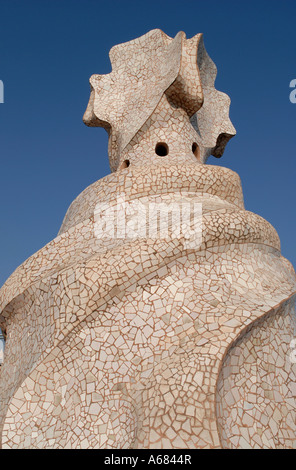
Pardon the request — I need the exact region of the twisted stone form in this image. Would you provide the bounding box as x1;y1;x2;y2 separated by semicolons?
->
0;30;295;449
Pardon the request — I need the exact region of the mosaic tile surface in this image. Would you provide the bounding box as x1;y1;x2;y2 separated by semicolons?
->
0;30;295;449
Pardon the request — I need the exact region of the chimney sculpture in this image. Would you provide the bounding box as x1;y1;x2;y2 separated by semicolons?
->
0;30;295;449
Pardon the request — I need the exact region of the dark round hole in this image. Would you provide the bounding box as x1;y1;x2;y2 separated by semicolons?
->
155;142;169;157
119;159;130;170
192;142;200;159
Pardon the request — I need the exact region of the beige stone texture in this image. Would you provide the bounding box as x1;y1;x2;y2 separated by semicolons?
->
0;30;294;449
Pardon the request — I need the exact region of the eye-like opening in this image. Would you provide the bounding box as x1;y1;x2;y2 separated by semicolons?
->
155;142;169;157
192;142;200;160
119;159;130;170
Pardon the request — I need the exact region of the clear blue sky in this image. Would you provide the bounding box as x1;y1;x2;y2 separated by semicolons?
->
0;0;295;286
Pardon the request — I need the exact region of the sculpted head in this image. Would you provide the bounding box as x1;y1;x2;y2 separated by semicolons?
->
83;29;236;172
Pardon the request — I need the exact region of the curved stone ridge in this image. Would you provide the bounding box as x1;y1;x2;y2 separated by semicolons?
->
216;299;296;448
59;165;244;234
0;205;281;326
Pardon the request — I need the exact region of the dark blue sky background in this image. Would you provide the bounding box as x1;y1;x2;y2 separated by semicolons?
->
0;0;295;286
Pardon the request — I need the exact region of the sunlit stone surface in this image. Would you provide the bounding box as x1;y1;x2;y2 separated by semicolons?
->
0;30;295;449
